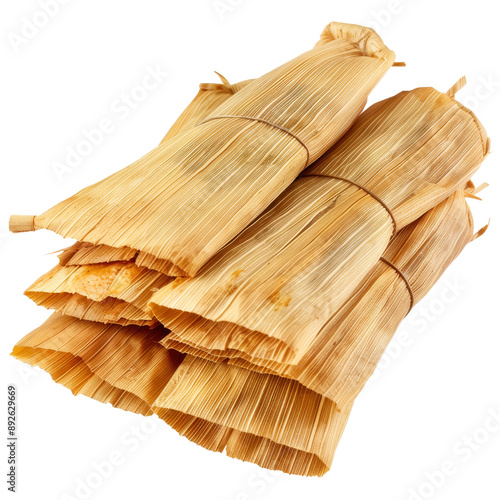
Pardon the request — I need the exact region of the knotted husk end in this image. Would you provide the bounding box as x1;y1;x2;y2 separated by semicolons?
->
9;214;36;233
315;22;396;64
445;77;491;157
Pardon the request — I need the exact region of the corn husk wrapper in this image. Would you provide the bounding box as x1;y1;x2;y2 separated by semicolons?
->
11;22;396;277
24;262;172;326
11;314;182;415
150;87;489;364
11;313;350;476
153;355;352;477
55;76;255;275
10;188;480;476
23;77;257;325
161;188;477;406
151;188;479;475
160;75;254;145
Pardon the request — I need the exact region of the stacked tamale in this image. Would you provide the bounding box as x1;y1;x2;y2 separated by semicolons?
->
9;22;491;477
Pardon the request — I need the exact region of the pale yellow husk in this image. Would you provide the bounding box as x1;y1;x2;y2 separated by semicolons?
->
11;314;182;414
161;188;477;407
25;262;172;326
150;87;489;365
11;186;480;476
11;22;396;277
153;355;352;477
23;76;256;324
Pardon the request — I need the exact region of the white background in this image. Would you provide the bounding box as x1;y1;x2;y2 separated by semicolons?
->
1;1;499;499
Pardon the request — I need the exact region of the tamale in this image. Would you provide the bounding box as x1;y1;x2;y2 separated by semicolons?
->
10;22;396;277
24;262;171;326
150;85;489;365
11;314;182;414
162;189;479;408
23;76;256;325
10;188;483;476
152;188;480;475
57;75;255;274
153;355;352;477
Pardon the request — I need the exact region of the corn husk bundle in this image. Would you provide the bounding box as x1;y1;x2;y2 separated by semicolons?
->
160;188;483;406
11;314;182;415
150;188;485;476
149;85;489;365
22;77;255;326
11;313;351;476
10;22;396;277
23;262;171;326
7;20;491;478
11;188;483;476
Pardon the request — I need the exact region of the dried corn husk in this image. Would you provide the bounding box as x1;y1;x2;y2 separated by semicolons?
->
160;75;254;145
55;75;255;275
11;313;351;476
24;262;172;326
24;77;255;324
161;189;477;406
58;241;191;277
58;241;138;267
11;314;182;414
10;188;480;476
10;22;396;277
153;355;352;476
150;86;489;364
